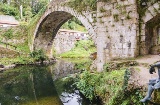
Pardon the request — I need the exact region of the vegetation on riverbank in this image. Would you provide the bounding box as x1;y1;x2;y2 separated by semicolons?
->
0;0;87;66
75;67;143;105
59;40;96;58
0;49;49;66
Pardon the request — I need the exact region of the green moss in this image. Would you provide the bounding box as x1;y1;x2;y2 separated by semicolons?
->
113;14;119;22
99;7;106;13
27;6;47;50
61;19;87;32
66;0;97;12
0;56;34;65
75;67;144;105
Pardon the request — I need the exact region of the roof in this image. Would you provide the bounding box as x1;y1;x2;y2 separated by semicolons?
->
0;15;19;26
59;29;87;33
0;20;19;25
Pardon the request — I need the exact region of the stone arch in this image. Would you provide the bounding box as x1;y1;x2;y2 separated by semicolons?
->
33;1;96;58
140;2;160;55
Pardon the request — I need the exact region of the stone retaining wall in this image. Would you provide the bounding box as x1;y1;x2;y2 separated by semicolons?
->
53;29;88;54
0;46;19;58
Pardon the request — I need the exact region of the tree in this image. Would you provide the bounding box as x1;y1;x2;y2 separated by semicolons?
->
31;0;48;15
24;6;32;22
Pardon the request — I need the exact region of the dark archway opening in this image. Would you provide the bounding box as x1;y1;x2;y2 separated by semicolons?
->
145;14;160;54
33;11;96;59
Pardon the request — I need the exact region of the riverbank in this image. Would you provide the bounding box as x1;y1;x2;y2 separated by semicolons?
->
1;54;160;104
0;57;56;72
74;55;160;105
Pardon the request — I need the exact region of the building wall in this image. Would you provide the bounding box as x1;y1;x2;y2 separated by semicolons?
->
0;15;19;27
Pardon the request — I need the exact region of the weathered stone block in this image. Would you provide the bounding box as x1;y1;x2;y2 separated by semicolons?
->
127;0;135;4
143;10;153;22
148;5;158;17
140;35;146;42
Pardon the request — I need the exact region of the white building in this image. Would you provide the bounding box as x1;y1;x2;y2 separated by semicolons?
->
0;15;19;27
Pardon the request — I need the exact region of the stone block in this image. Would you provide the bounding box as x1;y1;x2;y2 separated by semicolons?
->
124;1;129;5
112;9;120;15
140;35;146;42
148;5;158;17
110;0;117;3
143;10;153;22
141;29;145;36
153;3;160;13
127;0;135;4
104;4;113;10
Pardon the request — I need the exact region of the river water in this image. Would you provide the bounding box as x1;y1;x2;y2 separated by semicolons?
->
0;58;99;105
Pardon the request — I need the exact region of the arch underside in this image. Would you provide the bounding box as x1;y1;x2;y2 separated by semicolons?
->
33;11;73;57
145;14;160;54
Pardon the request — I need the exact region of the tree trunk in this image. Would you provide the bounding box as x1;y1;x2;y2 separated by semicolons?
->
20;5;23;19
7;0;10;5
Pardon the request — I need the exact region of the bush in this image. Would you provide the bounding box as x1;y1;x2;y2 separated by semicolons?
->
75;70;100;100
29;49;48;64
1;28;13;41
0;3;19;18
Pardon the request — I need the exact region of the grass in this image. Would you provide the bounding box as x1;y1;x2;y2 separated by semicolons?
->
59;40;96;58
0;56;34;65
75;67;144;105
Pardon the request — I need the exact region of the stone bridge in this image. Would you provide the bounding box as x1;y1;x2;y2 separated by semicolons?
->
33;0;160;71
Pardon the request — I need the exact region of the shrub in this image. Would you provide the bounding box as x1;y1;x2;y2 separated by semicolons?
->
1;28;13;41
29;49;48;64
0;3;19;19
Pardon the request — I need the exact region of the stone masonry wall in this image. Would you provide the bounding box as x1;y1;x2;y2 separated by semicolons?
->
140;1;160;55
96;0;139;63
0;46;19;58
53;29;88;54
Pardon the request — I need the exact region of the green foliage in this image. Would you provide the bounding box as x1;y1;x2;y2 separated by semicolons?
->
75;69;125;101
32;0;48;16
0;26;30;53
75;68;144;105
0;3;19;19
99;7;106;12
29;49;48;64
24;6;33;22
61;18;87;32
75;70;100;100
1;28;13;41
27;5;47;49
113;14;119;22
59;40;96;58
67;0;97;12
0;56;34;65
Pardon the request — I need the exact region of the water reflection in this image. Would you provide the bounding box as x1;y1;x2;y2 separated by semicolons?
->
0;58;96;105
53;58;94;105
0;65;62;105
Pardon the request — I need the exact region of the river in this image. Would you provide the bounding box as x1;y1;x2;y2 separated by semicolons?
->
0;58;100;105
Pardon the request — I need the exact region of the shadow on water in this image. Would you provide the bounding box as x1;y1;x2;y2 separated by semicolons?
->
0;58;101;105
